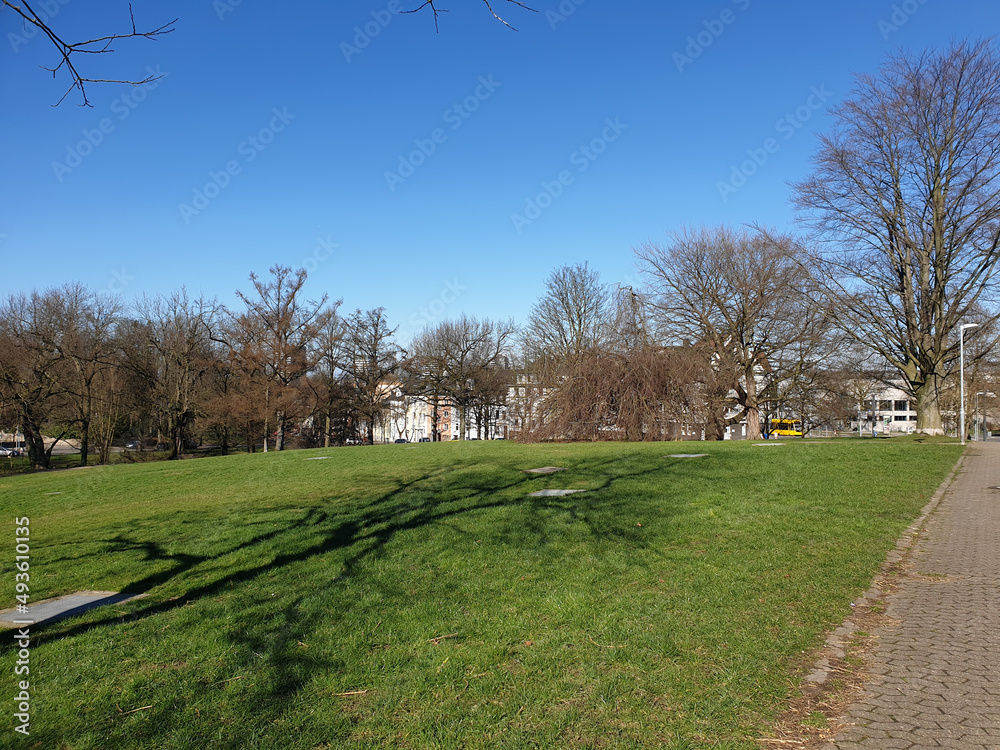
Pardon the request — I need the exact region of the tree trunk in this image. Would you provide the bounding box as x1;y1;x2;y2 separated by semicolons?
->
78;417;90;468
913;376;944;436
744;366;762;440
22;419;49;470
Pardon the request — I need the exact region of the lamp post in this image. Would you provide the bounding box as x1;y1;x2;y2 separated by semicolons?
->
959;323;979;446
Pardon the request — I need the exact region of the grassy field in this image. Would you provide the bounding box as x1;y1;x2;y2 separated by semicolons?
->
0;438;960;749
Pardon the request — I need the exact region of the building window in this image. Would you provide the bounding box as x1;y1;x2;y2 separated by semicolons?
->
879;400;893;411
894;400;909;411
894;415;907;421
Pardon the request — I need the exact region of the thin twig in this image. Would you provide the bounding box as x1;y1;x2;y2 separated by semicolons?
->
119;705;153;715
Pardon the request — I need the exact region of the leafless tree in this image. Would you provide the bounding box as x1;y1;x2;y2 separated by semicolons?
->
795;39;1000;435
519;346;711;443
3;1;175;106
229;266;338;451
637;225;821;441
37;284;122;466
0;290;72;468
523;263;610;361
127;291;219;459
338;308;404;445
406;315;515;439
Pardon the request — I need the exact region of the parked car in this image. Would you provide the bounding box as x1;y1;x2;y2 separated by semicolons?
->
418;437;431;443
125;439;142;450
394;438;408;444
0;447;18;457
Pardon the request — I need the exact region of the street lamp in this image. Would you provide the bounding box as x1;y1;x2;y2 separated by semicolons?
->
959;323;979;446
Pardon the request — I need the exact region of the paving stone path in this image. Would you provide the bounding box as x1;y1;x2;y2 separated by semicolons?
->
824;441;1000;749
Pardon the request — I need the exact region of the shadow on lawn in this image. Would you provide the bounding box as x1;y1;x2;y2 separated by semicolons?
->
5;452;717;744
16;454;704;641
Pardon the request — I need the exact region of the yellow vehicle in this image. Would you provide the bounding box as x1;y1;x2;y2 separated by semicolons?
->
769;418;802;436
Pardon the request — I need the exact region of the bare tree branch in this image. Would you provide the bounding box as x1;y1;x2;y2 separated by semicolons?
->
402;0;536;32
3;0;176;106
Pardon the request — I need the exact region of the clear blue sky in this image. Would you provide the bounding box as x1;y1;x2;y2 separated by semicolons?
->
2;0;998;343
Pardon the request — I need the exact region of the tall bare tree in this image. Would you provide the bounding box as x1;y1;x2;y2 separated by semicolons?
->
230;266;337;451
406;316;515;440
523;263;610;361
0;290;71;468
795;39;1000;435
43;284;121;466
127;291;219;459
637;226;821;441
338;308;403;445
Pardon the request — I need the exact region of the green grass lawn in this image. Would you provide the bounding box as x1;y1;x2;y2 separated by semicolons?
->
0;438;960;749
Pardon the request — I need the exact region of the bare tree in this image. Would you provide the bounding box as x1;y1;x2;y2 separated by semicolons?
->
127;291;219;459
523;263;609;361
40;284;121;466
229;266;337;451
0;290;72;468
637;226;821;441
406;316;515;439
795;39;1000;435
338;308;404;445
3;1;175;106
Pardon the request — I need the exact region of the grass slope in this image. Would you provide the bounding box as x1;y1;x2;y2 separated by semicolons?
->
0;439;960;749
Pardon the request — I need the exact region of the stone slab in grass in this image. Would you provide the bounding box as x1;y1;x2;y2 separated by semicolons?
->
522;467;568;474
667;454;708;458
753;442;785;446
0;591;145;629
304;457;330;460
528;489;586;497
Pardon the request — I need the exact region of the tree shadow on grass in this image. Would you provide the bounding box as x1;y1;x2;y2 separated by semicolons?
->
22;454;725;636
4;452;719;747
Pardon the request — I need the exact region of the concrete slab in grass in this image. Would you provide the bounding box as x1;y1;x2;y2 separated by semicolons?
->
667;454;708;458
0;591;146;629
528;489;586;497
522;467;568;475
753;442;785;446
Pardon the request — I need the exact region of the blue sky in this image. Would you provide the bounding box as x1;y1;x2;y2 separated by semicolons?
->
2;0;998;343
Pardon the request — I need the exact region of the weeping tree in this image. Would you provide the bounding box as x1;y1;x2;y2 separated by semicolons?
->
795;39;1000;435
